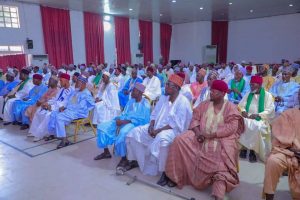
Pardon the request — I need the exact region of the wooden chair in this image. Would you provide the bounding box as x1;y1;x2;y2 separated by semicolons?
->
67;111;96;142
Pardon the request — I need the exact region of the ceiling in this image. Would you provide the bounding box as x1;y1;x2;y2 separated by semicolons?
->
16;0;300;24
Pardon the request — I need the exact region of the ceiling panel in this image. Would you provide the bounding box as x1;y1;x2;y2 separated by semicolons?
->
16;0;300;24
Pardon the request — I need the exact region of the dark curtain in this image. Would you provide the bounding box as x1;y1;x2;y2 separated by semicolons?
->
0;54;27;71
115;16;131;65
211;21;228;63
139;20;153;65
160;23;172;65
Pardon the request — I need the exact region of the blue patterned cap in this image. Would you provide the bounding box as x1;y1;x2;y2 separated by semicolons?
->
78;75;88;83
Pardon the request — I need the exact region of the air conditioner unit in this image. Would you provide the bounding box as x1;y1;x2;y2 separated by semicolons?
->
28;54;49;66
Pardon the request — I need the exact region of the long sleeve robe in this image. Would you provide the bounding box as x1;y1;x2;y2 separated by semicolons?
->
118;77;143;109
142;76;162;101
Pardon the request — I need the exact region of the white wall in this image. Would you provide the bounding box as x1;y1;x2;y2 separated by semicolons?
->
129;18;141;64
0;2;45;55
228;13;300;63
152;22;160;64
70;10;86;65
170;21;211;64
103;17;116;65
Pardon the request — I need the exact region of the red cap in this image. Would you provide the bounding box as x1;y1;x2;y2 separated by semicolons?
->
146;66;154;73
211;80;228;93
176;72;186;80
60;73;70;80
246;66;253;71
33;74;43;80
250;75;263;85
169;74;184;87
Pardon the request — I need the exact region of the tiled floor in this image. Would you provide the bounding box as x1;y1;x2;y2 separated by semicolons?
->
0;124;290;200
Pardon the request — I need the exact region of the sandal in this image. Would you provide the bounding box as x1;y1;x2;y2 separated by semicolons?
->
56;141;70;149
44;135;55;141
123;160;139;171
94;152;112;160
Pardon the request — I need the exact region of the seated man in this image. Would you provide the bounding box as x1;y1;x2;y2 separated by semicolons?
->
125;74;193;185
12;74;48;130
94;83;151;167
190;69;207;104
269;66;299;115
25;76;59;123
228;69;249;104
193;71;219;108
48;76;95;148
142;66;162;101
263;89;300;200
165;80;245;200
28;73;74;142
3;69;34;125
260;64;275;91
118;68;143;109
0;71;19;119
92;72;120;125
239;76;275;162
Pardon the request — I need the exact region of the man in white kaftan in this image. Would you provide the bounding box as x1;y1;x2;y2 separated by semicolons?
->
126;74;192;184
142;66;161;101
238;75;275;162
92;72;120;125
3;69;34;125
28;73;74;141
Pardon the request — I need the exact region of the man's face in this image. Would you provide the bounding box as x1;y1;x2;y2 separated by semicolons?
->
246;69;252;75
207;75;217;87
165;81;177;96
221;63;226;69
6;74;14;82
102;74;110;84
77;81;86;91
114;69;121;76
131;69;137;79
131;87;141;99
250;83;261;93
20;73;27;81
147;70;153;78
48;78;58;88
234;71;243;82
210;89;224;101
196;73;204;83
72;75;78;83
59;78;68;88
189;65;194;71
33;78;41;86
282;72;291;83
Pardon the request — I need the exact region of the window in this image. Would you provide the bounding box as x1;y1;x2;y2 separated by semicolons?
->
0;45;24;55
0;5;20;28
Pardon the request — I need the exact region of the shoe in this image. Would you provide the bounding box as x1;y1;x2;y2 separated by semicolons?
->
20;124;29;130
167;179;177;187
157;172;168;186
33;137;42;142
44;135;55;141
12;121;18;125
249;150;257;163
3;122;11;126
239;149;247;159
56;140;70;149
94;152;112;160
27;134;34;137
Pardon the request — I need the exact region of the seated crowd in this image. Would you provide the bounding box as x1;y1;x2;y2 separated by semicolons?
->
0;59;299;200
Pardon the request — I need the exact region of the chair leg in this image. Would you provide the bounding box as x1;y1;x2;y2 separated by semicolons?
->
89;119;96;136
74;122;79;142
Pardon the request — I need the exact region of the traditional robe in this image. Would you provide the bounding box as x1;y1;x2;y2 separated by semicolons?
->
180;84;193;103
238;90;275;161
142;76;162;101
262;76;275;91
118;74;130;92
263;108;300;199
12;84;48;124
166;100;245;199
42;73;51;85
25;87;58;122
48;88;95;138
193;87;228;109
218;67;232;83
190;81;207;101
0;80;19;96
269;81;299;114
29;87;74;138
228;78;250;104
118;77;143;109
126;94;192;176
97;98;151;157
92;82;120;125
2;79;34;122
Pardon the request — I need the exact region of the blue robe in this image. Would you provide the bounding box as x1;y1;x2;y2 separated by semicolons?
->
228;78;250;104
97;98;150;157
0;80;19;96
269;81;299;114
12;84;48;124
0;80;5;92
48;88;95;138
118;77;143;109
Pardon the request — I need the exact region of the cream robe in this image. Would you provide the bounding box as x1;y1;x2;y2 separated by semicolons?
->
126;94;192;176
142;76;161;101
238;90;275;161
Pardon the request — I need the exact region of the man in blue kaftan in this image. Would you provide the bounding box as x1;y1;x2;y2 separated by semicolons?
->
94;82;151;167
48;76;95;149
269;66;299;115
118;68;143;109
0;72;19;97
228;69;250;104
12;74;48;130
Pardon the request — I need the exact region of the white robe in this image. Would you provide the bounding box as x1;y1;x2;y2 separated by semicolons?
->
142;76;161;101
29;87;74;138
92;82;120;125
238;91;275;161
126;94;192;176
3;80;34;122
